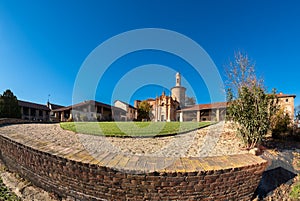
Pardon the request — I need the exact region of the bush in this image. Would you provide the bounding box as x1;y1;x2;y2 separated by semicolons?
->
290;181;300;200
0;177;20;200
291;127;300;141
226;52;278;149
228;86;277;148
271;109;292;139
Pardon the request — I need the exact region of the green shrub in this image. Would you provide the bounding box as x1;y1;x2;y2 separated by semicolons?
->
271;109;292;139
227;86;277;149
0;177;20;200
290;182;300;200
226;52;278;149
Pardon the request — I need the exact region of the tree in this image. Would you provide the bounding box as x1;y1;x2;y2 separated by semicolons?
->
226;52;278;149
0;89;21;118
271;108;292;139
137;100;152;121
185;96;196;106
295;105;300;121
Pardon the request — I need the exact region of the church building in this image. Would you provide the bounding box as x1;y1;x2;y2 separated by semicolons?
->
134;73;185;122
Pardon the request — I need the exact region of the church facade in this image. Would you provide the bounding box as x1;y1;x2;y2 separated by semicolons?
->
134;73;185;122
134;91;179;122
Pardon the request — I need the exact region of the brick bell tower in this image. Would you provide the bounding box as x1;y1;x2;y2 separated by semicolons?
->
171;72;186;108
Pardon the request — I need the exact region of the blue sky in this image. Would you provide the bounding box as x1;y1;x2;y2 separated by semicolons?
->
0;0;299;107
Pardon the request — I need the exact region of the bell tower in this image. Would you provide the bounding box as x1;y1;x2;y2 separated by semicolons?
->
171;72;186;108
176;72;181;86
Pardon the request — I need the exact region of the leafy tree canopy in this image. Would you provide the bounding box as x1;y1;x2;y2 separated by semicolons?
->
295;105;300;120
185;96;196;106
137;100;152;121
0;89;21;118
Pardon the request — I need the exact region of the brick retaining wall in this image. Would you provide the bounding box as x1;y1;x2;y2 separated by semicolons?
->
0;118;29;125
0;134;267;200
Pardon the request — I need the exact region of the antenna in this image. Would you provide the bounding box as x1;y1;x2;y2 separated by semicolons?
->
48;94;50;103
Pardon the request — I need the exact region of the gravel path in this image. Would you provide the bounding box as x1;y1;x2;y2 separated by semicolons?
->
0;122;248;158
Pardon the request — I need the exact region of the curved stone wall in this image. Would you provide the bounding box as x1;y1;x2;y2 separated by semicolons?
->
0;133;267;200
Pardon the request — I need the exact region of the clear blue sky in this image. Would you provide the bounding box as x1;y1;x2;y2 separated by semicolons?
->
0;0;299;107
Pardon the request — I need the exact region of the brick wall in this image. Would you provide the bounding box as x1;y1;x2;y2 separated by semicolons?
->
0;134;267;200
0;118;29;125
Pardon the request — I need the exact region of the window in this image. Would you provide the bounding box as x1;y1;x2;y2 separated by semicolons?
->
286;99;289;102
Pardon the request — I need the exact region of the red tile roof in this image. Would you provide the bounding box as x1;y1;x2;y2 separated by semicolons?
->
52;100;125;113
276;93;296;98
49;103;64;110
180;102;228;112
114;100;136;109
18;100;50;111
179;92;296;112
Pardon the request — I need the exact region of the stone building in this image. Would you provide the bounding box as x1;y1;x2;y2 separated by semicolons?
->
51;100;125;122
276;92;296;121
179;102;227;122
18;100;63;122
177;92;296;123
114;100;137;121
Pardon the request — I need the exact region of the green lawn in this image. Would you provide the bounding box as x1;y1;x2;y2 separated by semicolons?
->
60;121;212;137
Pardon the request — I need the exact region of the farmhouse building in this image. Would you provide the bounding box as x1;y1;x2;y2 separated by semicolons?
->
18;100;63;122
179;102;227;122
276;92;296;121
51;100;125;122
114;100;137;121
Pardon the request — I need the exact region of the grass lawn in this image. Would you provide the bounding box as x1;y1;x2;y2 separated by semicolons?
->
60;121;212;137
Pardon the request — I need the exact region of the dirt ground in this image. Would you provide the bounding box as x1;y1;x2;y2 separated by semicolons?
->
256;138;300;201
